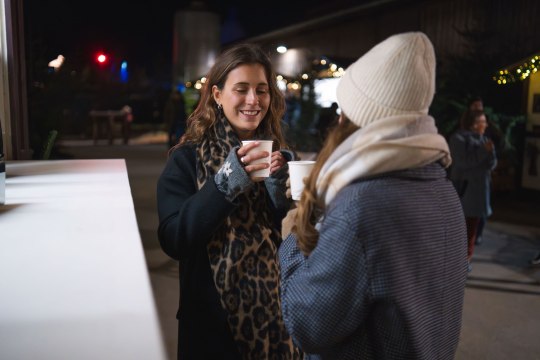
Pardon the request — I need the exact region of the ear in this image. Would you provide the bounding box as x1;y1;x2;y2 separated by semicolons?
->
212;85;221;106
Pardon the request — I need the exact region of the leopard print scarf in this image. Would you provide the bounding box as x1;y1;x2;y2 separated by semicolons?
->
195;116;301;359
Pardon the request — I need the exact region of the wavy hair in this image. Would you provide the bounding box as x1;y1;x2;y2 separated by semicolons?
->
170;43;287;154
294;115;359;255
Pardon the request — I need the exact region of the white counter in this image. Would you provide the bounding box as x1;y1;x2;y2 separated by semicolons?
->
0;160;166;360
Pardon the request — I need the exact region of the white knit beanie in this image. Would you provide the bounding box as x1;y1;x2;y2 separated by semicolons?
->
336;31;436;128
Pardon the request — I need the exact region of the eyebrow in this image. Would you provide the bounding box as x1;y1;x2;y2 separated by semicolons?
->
233;82;269;87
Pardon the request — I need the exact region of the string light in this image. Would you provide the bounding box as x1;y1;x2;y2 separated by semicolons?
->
494;55;539;85
184;55;346;91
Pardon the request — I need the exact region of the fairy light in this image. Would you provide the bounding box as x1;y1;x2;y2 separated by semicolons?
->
494;54;540;85
184;54;347;93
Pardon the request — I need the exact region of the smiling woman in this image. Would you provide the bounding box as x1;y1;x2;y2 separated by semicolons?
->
212;63;271;140
156;43;302;359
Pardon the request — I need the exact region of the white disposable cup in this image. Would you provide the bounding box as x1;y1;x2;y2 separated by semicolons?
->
241;140;273;179
288;160;316;200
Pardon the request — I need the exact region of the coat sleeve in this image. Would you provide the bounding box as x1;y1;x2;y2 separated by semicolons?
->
278;196;370;354
156;146;237;261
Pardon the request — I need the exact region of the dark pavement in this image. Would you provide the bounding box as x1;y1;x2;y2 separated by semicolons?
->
56;135;540;360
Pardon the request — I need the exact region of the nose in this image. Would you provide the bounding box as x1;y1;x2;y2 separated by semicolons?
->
246;89;259;105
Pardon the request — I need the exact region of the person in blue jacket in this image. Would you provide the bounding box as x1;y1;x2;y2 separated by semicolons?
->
279;32;468;359
449;109;497;270
156;43;301;359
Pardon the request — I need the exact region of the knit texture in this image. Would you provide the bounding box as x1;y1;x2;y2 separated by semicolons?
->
336;32;436;128
316;114;451;205
214;146;253;202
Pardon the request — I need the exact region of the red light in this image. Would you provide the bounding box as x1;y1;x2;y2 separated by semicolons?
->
96;53;107;64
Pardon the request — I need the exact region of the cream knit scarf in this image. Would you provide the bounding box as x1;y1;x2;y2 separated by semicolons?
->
317;115;451;205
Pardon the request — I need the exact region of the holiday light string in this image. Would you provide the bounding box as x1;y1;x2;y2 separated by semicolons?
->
185;57;345;90
494;54;539;85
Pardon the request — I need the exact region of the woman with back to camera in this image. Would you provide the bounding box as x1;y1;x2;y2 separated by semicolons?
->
156;43;301;359
278;32;468;359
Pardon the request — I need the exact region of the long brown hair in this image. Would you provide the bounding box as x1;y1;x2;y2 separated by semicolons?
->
169;43;287;155
294;115;359;255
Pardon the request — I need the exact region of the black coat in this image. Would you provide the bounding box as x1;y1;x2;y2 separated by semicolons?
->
157;144;291;359
157;145;240;359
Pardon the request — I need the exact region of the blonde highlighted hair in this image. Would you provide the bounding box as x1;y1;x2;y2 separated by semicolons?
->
294;115;359;255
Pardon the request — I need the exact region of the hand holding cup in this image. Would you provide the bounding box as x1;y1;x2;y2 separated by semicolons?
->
269;150;286;174
238;140;273;181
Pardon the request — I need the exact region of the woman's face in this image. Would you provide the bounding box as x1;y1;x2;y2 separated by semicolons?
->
472;114;488;135
213;63;270;140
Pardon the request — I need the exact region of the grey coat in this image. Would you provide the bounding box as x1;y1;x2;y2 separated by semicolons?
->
449;129;497;218
279;163;468;359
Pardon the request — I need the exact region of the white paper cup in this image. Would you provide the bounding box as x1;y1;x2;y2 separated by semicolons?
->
241;140;273;179
288;160;316;200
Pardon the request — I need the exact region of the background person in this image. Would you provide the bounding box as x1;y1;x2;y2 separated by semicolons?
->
157;43;301;359
315;102;339;143
278;32;468;359
163;89;187;148
459;95;484;128
458;96;502;245
449;109;497;272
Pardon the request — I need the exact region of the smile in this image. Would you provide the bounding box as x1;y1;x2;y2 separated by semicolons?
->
240;110;261;116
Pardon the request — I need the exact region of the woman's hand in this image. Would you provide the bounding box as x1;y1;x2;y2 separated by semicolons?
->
286;177;291;199
281;207;297;239
269;151;286;174
237;141;270;181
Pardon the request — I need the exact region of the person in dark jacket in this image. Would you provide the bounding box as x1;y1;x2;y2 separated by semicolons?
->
163;89;187;148
315;102;339;142
449;109;497;270
279;32;468;359
457;96;502;246
156;43;301;359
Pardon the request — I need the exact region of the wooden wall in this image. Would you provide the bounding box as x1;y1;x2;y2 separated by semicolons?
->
252;0;540;73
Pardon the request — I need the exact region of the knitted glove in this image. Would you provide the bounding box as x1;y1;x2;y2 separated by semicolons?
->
264;149;296;209
214;146;253;202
